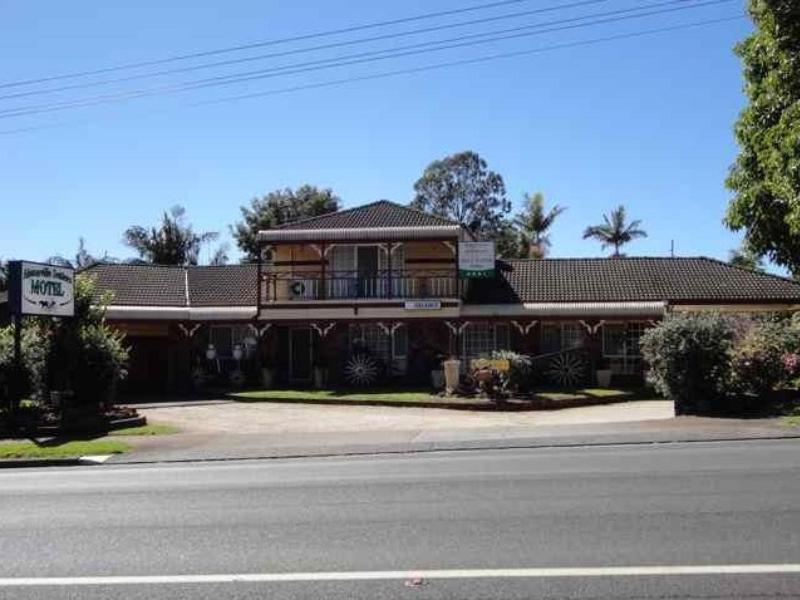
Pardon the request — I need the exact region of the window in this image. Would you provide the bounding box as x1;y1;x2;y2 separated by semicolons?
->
209;326;255;359
540;322;585;354
462;323;511;362
392;325;408;358
602;323;646;358
348;324;390;362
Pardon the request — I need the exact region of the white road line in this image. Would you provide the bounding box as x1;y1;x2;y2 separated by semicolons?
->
1;565;799;587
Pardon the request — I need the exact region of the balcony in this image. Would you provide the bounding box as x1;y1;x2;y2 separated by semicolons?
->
261;269;459;303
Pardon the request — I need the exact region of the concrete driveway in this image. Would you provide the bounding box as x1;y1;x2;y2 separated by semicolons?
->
135;398;675;435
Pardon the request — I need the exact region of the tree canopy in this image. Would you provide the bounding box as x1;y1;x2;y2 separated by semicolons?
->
410;151;510;241
232;185;340;262
514;192;566;259
582;205;647;257
725;0;800;275
48;238;114;270
728;244;765;272
123;205;218;266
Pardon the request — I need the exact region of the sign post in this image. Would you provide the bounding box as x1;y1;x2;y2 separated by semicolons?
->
458;241;496;279
7;261;75;429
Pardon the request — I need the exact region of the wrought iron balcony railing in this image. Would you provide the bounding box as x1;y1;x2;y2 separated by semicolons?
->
260;269;458;303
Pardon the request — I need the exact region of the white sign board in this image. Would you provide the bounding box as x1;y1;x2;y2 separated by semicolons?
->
404;299;442;311
458;241;495;278
9;261;75;317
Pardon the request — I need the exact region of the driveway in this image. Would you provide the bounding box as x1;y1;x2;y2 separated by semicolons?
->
135;398;675;435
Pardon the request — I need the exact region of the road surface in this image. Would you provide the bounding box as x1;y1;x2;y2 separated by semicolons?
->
0;439;798;598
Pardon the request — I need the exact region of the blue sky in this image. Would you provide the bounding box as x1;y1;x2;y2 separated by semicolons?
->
0;0;751;266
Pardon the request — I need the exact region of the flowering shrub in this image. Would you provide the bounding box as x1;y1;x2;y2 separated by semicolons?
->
729;318;800;396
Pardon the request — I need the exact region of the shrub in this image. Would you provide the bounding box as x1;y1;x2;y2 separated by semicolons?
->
729;317;800;396
0;322;51;405
491;350;533;393
640;313;735;414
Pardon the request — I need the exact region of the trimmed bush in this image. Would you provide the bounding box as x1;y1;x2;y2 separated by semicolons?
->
640;313;735;414
0;322;50;405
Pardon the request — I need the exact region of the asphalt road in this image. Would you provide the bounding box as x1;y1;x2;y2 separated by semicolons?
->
0;439;798;599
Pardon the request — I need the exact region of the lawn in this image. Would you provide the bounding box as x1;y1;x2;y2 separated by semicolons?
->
0;439;129;459
109;423;180;436
231;387;637;409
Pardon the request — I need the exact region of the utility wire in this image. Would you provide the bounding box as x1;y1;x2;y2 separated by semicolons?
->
0;0;735;119
0;0;612;101
194;15;744;107
0;0;546;89
0;15;743;136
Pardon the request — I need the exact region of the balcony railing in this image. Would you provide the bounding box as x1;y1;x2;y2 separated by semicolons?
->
260;269;458;303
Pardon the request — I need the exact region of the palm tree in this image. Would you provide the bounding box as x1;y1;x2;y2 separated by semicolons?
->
582;205;647;257
48;237;115;270
123;205;218;266
514;192;566;259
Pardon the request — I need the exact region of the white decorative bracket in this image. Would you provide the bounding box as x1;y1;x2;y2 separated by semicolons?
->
177;323;202;338
579;320;606;335
248;323;272;337
310;322;336;338
442;241;457;256
444;321;470;336
511;320;538;335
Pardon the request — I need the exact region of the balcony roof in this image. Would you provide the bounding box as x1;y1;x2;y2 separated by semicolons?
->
258;200;464;242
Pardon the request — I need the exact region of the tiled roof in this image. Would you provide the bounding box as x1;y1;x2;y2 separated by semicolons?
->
275;200;460;230
83;263;187;307
467;257;800;304
188;265;257;307
83;263;257;307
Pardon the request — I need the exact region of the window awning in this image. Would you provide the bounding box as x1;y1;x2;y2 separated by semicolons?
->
461;301;667;318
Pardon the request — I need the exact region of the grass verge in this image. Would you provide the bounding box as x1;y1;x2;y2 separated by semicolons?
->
109;423;180;436
0;439;129;459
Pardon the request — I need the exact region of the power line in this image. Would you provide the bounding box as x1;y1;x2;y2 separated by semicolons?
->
0;15;743;136
0;0;612;102
0;0;735;119
0;0;543;90
192;15;744;108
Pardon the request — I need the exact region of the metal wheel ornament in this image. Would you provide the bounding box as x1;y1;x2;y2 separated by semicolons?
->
546;352;585;387
344;354;380;387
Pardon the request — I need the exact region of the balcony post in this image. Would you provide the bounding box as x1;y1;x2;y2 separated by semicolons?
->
320;242;327;300
387;243;393;299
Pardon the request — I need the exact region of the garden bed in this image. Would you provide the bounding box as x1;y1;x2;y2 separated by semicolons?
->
229;387;639;411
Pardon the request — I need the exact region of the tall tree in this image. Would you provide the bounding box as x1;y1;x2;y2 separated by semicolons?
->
514;192;566;259
209;243;230;266
410;151;510;241
583;205;647;257
48;237;114;270
728;244;765;272
232;185;340;262
725;0;800;275
123;205;218;266
0;259;7;292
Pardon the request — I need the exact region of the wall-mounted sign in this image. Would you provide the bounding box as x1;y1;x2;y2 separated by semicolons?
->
458;241;495;278
404;299;441;311
8;261;75;317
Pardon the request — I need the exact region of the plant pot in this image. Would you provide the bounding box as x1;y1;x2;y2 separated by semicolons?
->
443;359;461;395
431;369;445;390
260;368;274;389
313;367;327;389
596;369;613;388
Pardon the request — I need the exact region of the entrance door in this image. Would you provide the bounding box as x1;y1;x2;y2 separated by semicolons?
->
357;246;379;298
289;328;313;382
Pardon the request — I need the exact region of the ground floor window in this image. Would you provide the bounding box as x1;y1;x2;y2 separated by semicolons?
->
462;322;511;363
540;322;585;354
602;322;647;374
209;325;256;360
348;323;408;374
